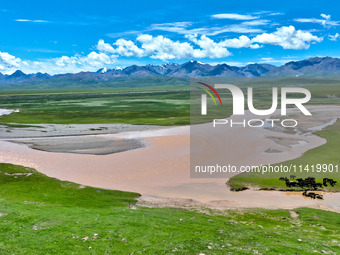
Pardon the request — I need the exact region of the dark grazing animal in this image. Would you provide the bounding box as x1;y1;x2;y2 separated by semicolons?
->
323;178;337;187
302;190;323;200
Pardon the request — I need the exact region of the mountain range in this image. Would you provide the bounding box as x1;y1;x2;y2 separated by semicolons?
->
1;57;340;84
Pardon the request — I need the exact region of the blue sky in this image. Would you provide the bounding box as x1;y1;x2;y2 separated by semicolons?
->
0;0;340;74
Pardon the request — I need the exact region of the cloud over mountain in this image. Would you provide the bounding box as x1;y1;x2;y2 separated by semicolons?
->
96;25;322;61
0;9;337;75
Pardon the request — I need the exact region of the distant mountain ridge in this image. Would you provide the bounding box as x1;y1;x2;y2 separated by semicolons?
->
1;57;340;84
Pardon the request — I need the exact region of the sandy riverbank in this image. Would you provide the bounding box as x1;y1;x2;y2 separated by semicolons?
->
9;136;146;155
0;123;164;139
0;105;339;212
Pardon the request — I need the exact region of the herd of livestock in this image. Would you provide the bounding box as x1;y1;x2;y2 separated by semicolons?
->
279;176;337;200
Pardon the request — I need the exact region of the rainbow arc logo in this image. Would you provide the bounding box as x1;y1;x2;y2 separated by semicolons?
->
198;82;222;106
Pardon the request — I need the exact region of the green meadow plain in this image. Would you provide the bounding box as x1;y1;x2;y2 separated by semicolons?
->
0;77;339;126
0;91;190;126
1;163;340;254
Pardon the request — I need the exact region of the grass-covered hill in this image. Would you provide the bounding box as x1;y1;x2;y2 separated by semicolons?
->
0;163;340;254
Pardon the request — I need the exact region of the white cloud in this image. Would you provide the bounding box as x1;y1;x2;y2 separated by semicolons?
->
294;14;339;28
96;39;115;53
114;39;145;57
107;17;269;38
147;21;265;36
98;25;323;61
137;34;202;59
259;57;293;65
186;35;231;58
0;51;116;75
201;20;268;35
15;19;48;23
33;20;48;23
320;14;331;20
268;12;284;16
252;26;323;49
329;33;340;41
97;34;232;60
211;13;258;20
0;52;25;69
98;38;145;58
149;22;194;34
191;25;264;35
15;19;31;22
85;52;115;66
54;52;115;68
52;52;116;72
219;35;261;49
241;20;270;26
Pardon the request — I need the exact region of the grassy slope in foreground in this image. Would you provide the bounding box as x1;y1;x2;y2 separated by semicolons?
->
229;120;340;191
1;163;340;254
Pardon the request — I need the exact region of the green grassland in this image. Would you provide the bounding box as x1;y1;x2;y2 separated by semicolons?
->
0;77;339;125
229;120;340;191
0;91;190;126
0;76;189;93
1;163;340;254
